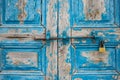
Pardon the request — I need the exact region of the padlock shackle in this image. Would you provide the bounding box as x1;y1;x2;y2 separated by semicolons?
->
100;40;104;47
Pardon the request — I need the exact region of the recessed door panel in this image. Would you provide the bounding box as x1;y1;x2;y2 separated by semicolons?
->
58;0;120;79
70;44;120;80
0;47;46;75
0;0;58;79
73;47;115;70
70;0;120;27
2;0;42;24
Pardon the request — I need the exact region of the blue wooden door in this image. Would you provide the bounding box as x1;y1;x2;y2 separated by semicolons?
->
58;0;120;80
0;0;58;80
0;0;120;80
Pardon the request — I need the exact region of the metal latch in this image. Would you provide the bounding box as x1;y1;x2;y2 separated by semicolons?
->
34;36;95;40
0;34;96;41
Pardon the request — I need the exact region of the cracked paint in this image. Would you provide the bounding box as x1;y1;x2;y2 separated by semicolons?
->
59;0;70;37
82;0;106;20
46;42;57;80
58;0;71;80
81;51;108;64
6;52;38;67
46;0;58;79
59;44;71;80
47;0;57;38
0;0;119;80
72;28;120;44
17;0;27;24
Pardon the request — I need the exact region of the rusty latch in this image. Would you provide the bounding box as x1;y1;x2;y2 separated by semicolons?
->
0;34;96;41
34;36;95;40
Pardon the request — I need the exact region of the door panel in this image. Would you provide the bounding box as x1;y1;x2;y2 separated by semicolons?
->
0;0;58;80
0;46;46;75
71;0;120;27
0;0;120;80
58;38;120;80
58;0;120;80
71;43;119;80
1;48;45;74
0;0;46;42
2;0;42;24
73;46;115;70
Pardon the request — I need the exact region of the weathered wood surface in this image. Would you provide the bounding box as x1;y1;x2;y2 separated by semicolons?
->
0;0;120;80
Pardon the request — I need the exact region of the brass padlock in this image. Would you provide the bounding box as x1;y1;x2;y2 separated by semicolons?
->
99;41;106;53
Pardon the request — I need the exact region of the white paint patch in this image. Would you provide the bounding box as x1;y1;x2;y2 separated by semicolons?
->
81;51;108;64
17;0;27;24
97;32;105;37
72;29;91;37
46;0;58;79
46;41;57;80
58;0;71;79
82;0;106;20
59;44;71;80
6;52;38;67
59;0;70;37
47;0;57;37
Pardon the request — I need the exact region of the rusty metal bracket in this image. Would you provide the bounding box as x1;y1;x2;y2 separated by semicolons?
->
34;36;95;40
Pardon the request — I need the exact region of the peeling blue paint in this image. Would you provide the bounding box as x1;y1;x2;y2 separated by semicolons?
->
0;0;120;80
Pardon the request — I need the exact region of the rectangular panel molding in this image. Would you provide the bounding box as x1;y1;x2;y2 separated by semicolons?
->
0;47;46;75
71;44;119;75
1;0;46;26
71;0;120;27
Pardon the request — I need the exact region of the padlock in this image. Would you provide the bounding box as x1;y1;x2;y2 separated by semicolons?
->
99;40;106;53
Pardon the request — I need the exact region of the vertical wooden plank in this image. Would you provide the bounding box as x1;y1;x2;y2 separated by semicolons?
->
46;0;58;80
115;0;120;26
58;0;71;80
0;48;2;72
58;0;120;80
0;0;2;25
